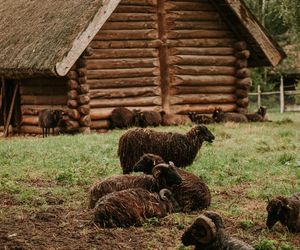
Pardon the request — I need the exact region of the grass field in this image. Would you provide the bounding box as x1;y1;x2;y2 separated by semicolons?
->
0;112;299;249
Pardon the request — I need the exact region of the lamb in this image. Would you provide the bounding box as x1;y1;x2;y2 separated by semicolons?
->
94;188;175;227
118;125;215;174
188;112;215;124
133;154;211;212
136;110;162;127
181;211;254;250
245;106;268;122
88;162;182;209
212;108;248;123
160;111;192;126
266;193;300;232
110;107;136;129
38;109;64;137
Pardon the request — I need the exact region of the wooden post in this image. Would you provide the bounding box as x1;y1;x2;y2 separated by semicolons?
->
0;77;4;111
280;75;284;113
257;85;261;108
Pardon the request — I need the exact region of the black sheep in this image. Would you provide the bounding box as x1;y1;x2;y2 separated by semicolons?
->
182;211;254;250
188;112;215;124
266;193;300;232
110;107;135;129
118;125;215;174
38;109;64;137
133;154;211;212
136;110;162;127
213;108;248;123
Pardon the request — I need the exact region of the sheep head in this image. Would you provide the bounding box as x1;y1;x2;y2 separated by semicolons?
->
188;112;197;122
182;213;217;247
53;110;64;123
266;196;292;229
133;153;164;174
258;106;267;117
152;163;182;188
194;125;215;143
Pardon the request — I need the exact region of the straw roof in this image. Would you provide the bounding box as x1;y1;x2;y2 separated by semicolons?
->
0;0;119;78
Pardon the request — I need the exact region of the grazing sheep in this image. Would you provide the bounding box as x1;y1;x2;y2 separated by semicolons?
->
133;154;211;212
188;112;215;124
212;108;248;123
136;110;162;127
118;125;215;174
160;111;192;126
110;107;135;129
94;188;175;227
38;109;64;137
182;211;254;250
266;193;300;232
89;162;182;209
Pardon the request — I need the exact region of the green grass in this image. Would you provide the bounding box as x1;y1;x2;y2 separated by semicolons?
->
0;112;299;248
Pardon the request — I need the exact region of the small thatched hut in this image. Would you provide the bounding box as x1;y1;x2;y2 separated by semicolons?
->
0;0;286;135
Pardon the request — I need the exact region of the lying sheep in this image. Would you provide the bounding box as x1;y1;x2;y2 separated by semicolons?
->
182;211;254;250
245;106;268;122
213;108;248;123
110;107;135;129
188;112;215;124
118;125;215;174
136;110;162;127
160;111;192;126
94;188;175;227
133;154;211;212
38;109;64;137
266;193;300;232
89;162;182;209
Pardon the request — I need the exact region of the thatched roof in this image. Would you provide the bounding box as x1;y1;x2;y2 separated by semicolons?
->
0;0;120;78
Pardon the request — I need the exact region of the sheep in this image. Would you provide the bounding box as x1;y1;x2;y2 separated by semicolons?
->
136;110;162;127
94;188;175;227
110;107;135;129
160;111;192;126
212;108;248;123
188;112;215;124
266;193;300;232
181;211;254;250
118;125;215;174
133;153;211;212
245;106;268;122
88;162;182;209
38;109;64;137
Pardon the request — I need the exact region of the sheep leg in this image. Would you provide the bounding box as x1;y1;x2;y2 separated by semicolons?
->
52;127;55;136
42;128;44;138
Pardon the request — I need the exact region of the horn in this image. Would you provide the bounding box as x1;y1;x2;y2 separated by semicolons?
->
168;161;176;168
152;165;162;178
192;215;217;244
159;189;172;201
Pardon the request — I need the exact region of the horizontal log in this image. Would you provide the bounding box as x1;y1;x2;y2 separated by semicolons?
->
90;96;161;108
67;109;81;120
114;5;156;13
236;97;249;108
171;85;236;95
68;90;78;100
88;48;158;59
78;95;90;105
235;89;248;98
165;1;214;11
236;107;248;114
21;105;66;115
119;0;157;5
167;30;234;39
171;65;236;76
236;68;251;79
67;99;78;109
19;86;67;95
168;21;228;30
90;40;162;49
94;29;158;40
166;38;236;47
169;47;234;56
90;106;160;120
234;41;248;51
91;120;110;129
78;105;90;115
67;80;79;90
78;84;89;94
20;125;43;135
21;115;38;125
110;13;157;21
88;67;160;79
173;103;237;114
167;11;220;22
170;94;237;105
169;55;236;66
102;21;157;30
88;77;160;89
87;58;159;70
235;50;250;60
172;75;236;86
21;95;67;105
89;86;160;99
236;78;252;88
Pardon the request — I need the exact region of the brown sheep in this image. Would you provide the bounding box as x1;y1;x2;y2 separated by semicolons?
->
136;110;162;127
188;112;215;124
94;188;175;227
88;162;182;209
110;107;140;129
133;154;211;212
212;108;248;123
266;193;300;232
160;111;192;126
245;106;269;122
181;211;254;250
38;109;64;137
118;125;215;174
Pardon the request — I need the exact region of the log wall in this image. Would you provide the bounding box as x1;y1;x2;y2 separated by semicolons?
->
19;77;67;134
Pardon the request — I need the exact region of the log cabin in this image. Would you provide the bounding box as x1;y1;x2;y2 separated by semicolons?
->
0;0;286;135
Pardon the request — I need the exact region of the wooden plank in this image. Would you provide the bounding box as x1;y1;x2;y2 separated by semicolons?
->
170;94;237;105
102;21;157;30
168;21;228;30
21;115;38;125
91;120;110;129
89;40;162;49
167;38;236;47
165;1;215;11
94;29;158;40
172;75;236;86
110;13;157;21
171;65;236;75
120;0;157;6
173;103;237;114
167;11;220;22
171;85;236;95
87;58;159;69
167;29;234;39
169;55;236;66
88;48;158;59
169;47;234;56
114;5;156;13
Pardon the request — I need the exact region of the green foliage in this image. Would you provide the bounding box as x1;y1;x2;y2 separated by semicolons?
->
239;219;255;229
254;237;277;250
